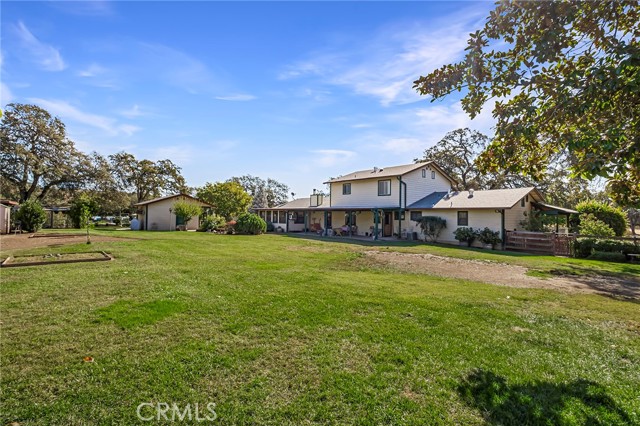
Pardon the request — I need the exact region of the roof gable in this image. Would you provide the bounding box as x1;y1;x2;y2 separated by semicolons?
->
134;193;214;207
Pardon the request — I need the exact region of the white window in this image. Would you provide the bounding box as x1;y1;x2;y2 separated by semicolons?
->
378;179;391;196
431;171;436;179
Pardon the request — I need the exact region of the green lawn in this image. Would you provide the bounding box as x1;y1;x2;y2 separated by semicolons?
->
1;231;639;425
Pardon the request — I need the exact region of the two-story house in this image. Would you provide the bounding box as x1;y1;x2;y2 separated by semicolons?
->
256;161;574;245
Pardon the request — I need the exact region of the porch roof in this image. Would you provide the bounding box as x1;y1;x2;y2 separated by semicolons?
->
531;202;578;215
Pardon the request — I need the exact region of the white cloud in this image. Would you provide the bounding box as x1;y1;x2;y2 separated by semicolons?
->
28;98;141;137
118;104;147;118
310;149;356;168
14;21;66;71
280;7;487;106
0;82;14;106
215;94;256;101
77;63;107;77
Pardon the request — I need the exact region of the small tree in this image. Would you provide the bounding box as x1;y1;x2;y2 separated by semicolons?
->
69;194;99;229
578;214;616;237
77;204;93;244
172;201;202;229
235;213;267;235
416;216;446;242
15;200;46;233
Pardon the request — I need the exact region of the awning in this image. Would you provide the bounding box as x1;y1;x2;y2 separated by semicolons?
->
532;202;578;215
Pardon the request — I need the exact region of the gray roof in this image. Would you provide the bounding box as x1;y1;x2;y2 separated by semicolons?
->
324;161;456;184
408;187;542;210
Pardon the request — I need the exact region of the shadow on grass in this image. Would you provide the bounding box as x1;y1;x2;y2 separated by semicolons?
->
458;369;632;425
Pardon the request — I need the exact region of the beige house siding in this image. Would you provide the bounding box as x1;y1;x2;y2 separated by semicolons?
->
407;209;502;246
504;196;533;231
0;204;10;234
402;166;453;206
330;167;452;209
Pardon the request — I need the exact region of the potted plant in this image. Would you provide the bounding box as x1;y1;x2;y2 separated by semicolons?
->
477;227;501;249
454;227;478;247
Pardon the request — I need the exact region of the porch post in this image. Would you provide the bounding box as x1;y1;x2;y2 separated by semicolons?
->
373;209;379;241
348;211;352;236
304;211;308;233
323;210;328;236
286;211;289;233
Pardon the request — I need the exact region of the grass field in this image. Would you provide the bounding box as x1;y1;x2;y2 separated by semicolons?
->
1;231;639;425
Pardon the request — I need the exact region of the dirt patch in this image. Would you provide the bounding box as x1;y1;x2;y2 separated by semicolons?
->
362;251;640;300
0;233;129;252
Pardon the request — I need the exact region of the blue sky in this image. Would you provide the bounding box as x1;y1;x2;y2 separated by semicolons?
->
1;1;497;198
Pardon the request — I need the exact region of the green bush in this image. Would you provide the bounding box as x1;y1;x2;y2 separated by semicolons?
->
15;200;47;233
235;213;266;235
172;201;202;227
574;238;640;258
199;213;226;232
69;195;99;228
454;227;478;247
416;216;446;242
477;227;501;247
266;221;275;232
578;214;615;237
587;251;627;263
575;200;628;236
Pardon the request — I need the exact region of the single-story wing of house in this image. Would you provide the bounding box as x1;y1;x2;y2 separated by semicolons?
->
134;193;213;231
255;161;577;245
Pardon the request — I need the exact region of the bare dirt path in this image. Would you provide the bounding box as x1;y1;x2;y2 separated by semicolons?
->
363;251;640;300
0;233;130;252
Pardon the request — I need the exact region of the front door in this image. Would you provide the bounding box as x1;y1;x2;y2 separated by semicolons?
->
383;212;393;237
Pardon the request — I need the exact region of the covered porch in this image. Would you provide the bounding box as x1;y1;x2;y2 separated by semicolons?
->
531;202;578;233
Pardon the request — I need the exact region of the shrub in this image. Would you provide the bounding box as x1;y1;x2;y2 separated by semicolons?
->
519;211;554;232
477;227;502;248
235;213;266;235
69;195;99;228
574;238;640;258
199;213;226;232
266;221;275;232
578;214;615;237
454;227;478;247
15;200;47;233
416;216;446;242
587;251;627;263
575;200;628;236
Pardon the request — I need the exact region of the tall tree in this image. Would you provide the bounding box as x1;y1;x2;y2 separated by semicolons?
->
0;103;91;202
413;1;639;205
196;181;252;220
109;152;187;203
229;175;289;209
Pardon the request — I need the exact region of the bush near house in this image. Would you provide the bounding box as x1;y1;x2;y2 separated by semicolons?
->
573;238;640;258
172;201;202;228
235;213;266;235
477;227;502;248
454;227;478;247
574;201;628;236
416;216;446;242
199;213;226;232
15;200;47;233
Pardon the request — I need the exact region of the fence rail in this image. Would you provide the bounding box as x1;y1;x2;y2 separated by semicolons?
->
505;231;639;256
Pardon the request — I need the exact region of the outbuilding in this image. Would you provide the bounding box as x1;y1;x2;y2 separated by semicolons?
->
134;194;213;231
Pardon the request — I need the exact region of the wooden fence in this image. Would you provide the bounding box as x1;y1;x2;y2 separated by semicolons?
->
505;231;574;256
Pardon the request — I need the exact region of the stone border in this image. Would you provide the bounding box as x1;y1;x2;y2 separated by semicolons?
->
1;251;112;268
